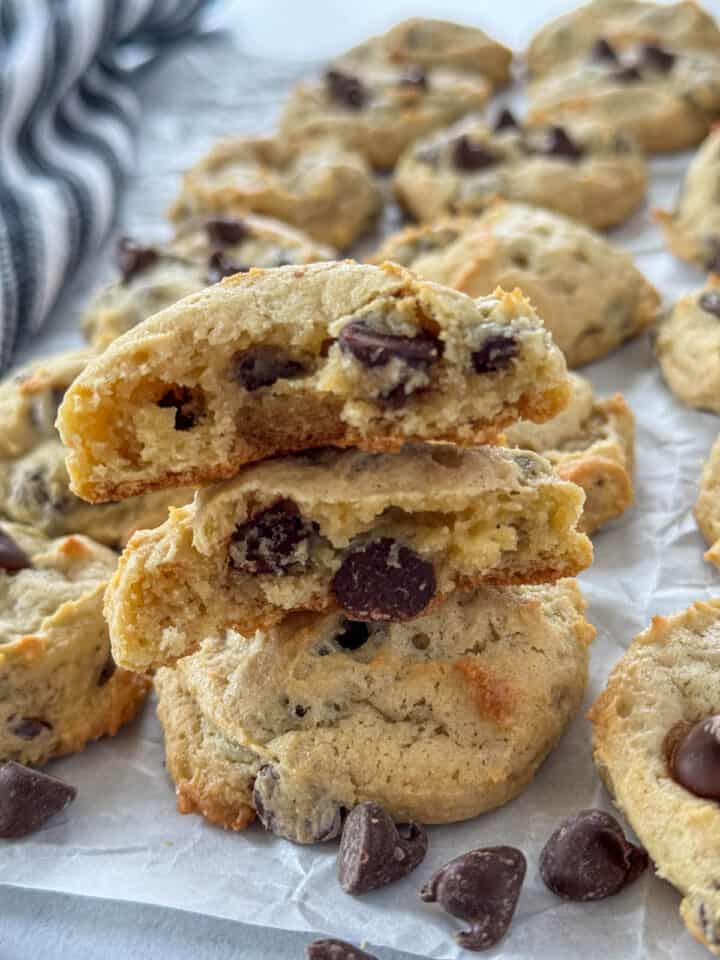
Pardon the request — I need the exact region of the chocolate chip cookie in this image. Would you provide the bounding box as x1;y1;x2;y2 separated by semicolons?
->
655;128;720;271
506;373;634;535
0;522;148;765
695;434;720;568
0;351;190;546
58;261;572;503
155;579;593;837
589;599;720;956
83;218;334;350
392;114;647;230
106;443;592;673
373;205;660;368
168;135;380;249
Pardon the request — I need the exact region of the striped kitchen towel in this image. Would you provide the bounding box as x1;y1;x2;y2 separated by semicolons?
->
0;0;210;371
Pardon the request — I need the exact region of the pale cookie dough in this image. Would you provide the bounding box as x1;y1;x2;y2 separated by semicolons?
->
83;218;335;350
156;579;594;838
0;522;148;766
0;351;190;546
105;443;593;673
506;373;634;535
695;434;720;568
168;135;381;249
393;113;647;231
527;0;720;78
58;261;572;503
656;129;720;271
589;600;720;956
656;279;720;411
373;205;660;368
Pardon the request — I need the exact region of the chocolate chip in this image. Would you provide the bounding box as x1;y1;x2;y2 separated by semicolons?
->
230;346;306;391
494;108;519;132
326;69;368;109
207;251;247;283
8;717;52;740
157;386;202;430
539;809;648;901
613;64;643;82
536;125;584;161
699;291;720;318
398;67;427;90
338;801;427;895
116;237;158;284
229;499;314;575
253;763;343;843
332;538;436;620
97;654;117;687
338;320;442;369
335;620;370;651
0;761;76;839
294;704;308;718
670;715;720;800
306;939;377;960
642;44;675;72
591;37;618;62
0;527;32;572
472;332;518;373
452;136;499;172
420;847;526;951
205;218;249;247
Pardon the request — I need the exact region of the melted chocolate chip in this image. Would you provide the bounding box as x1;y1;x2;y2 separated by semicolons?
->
332;538;436;620
157;387;202;431
8;717;52;740
699;291;720;318
306;939;377;960
494;108;519;132
205;218;249;247
420;847;526;951
452;136;499;172
399;67;427;90
0;761;76;839
207;251;247;283
0;527;32;572
642;44;675;72
229;499;314;575
613;64;643;82
326;69;368;109
335;620;370;651
591;37;619;62
116;237;158;284
338;801;428;895
540;809;648;901
472;333;518;373
97;655;117;687
338;320;442;369
537;125;584;161
670;715;720;800
230;346;306;391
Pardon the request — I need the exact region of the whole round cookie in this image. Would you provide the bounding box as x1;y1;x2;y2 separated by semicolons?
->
393;113;647;230
589;600;720;955
655;280;720;411
527;0;720;78
373;205;660;368
0;522;149;765
168;135;380;249
695;434;720;567
156;580;594;839
0;351;190;546
656;129;720;271
506;373;635;535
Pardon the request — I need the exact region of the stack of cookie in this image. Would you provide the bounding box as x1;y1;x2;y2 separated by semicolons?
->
56;258;595;840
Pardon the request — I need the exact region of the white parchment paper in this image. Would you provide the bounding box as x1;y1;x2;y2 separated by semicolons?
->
2;5;720;956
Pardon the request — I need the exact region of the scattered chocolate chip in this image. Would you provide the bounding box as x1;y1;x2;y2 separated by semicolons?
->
699;291;720;318
8;717;52;740
157;386;202;431
536;125;584;161
0;527;32;572
472;332;518;373
97;654;117;687
230;345;306;391
253;763;343;843
332;538;436;620
540;809;648;901
116;237;158;284
306;939;377;960
642;43;675;72
229;499;314;575
399;66;427;90
420;847;526;951
326;69;368;109
670;715;720;800
338;320;442;369
338;801;427;895
494;108;519;132
591;37;618;62
613;64;643;82
335;620;370;651
451;136;499;172
207;251;247;284
205;218;249;247
0;761;76;839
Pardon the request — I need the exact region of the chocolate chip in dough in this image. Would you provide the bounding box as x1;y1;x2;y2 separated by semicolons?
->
230;345;307;391
8;717;52;740
252;763;344;843
537;125;584;161
493;108;519;132
157;386;203;431
591;37;619;62
338;320;442;369
451;136;499;172
325;69;368;109
471;332;518;374
699;291;720;318
335;620;370;651
116;237;158;284
420;846;526;951
207;251;247;284
670;715;720;800
205;218;249;247
306;939;377;960
0;527;32;572
338;801;427;895
0;761;76;839
539;809;648;901
642;44;675;73
229;499;314;575
332;538;436;620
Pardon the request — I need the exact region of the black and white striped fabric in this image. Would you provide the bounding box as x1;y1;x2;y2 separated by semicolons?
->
0;0;210;372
